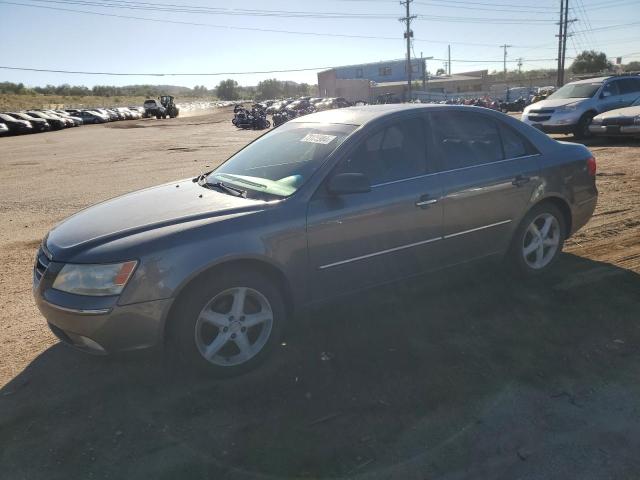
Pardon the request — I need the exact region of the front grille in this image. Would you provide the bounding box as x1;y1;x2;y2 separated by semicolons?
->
529;108;555;115
528;115;551;122
602;117;635;126
34;248;50;283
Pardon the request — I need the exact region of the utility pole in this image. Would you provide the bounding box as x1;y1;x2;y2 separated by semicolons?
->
556;0;576;86
501;44;512;100
560;0;570;84
421;52;425;90
517;57;523;74
556;0;564;86
500;44;512;78
448;44;451;75
400;0;416;101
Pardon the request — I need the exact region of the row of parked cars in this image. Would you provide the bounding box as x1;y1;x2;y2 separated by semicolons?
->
0;106;146;136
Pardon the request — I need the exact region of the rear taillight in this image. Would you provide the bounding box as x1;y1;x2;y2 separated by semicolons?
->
587;156;596;176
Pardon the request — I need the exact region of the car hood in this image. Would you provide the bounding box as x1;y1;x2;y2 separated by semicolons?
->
527;98;586;109
595;105;640;119
46;178;268;258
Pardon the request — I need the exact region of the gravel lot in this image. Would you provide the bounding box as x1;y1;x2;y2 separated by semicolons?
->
1;108;639;479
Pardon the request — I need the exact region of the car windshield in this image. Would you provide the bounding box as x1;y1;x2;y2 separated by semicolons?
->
548;82;601;99
208;122;356;198
632;97;640;106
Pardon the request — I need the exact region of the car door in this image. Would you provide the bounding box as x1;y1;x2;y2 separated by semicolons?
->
429;110;542;265
599;80;625;112
306;115;444;302
617;77;640;106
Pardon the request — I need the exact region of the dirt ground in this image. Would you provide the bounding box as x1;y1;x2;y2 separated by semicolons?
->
1;109;639;479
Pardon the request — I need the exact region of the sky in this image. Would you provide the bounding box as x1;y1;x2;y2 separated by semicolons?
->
0;0;639;88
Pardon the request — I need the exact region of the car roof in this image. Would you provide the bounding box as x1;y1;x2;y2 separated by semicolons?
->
569;76;611;84
290;103;484;126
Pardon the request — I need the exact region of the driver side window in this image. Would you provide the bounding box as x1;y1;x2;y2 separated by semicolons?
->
602;81;620;97
336;118;428;185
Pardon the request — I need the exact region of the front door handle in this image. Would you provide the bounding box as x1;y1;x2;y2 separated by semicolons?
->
416;194;438;208
512;175;531;187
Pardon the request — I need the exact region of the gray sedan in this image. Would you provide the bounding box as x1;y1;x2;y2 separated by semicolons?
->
33;105;598;376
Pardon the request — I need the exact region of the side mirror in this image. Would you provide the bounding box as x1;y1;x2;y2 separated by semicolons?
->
327;173;371;195
601;90;611;98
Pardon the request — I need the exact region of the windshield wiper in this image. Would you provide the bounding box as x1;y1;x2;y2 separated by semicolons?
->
207;181;247;198
217;174;267;189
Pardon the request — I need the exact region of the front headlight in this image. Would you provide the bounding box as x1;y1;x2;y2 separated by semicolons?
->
556;104;578;113
53;261;137;296
591;116;603;125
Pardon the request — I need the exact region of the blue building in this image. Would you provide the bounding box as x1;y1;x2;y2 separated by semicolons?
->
317;58;427;102
331;58;425;84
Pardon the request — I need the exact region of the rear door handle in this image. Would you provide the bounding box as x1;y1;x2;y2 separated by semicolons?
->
512;175;531;187
416;194;438;208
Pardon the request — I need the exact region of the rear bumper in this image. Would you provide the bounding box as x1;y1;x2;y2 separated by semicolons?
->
588;125;640;136
571;194;598;236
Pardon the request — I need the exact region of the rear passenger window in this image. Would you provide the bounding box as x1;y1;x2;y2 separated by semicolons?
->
338;117;428;185
497;123;531;159
430;112;502;170
619;78;640;94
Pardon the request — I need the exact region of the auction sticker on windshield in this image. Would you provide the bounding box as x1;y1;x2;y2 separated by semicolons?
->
300;133;337;144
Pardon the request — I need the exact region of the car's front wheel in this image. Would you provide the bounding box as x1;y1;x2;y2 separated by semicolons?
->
509;203;566;276
171;269;287;376
574;112;595;140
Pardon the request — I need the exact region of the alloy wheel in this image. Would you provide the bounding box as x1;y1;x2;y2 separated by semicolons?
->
194;287;273;367
522;213;561;269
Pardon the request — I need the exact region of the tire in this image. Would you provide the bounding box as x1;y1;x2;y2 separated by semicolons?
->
156;114;161;119
507;202;566;277
170;269;287;377
265;120;271;128
574;112;595;140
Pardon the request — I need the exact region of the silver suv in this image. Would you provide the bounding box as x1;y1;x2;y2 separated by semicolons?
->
522;75;640;139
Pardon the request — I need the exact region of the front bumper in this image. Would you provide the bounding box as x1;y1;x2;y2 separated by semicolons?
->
33;251;173;354
522;110;581;134
588;125;640;136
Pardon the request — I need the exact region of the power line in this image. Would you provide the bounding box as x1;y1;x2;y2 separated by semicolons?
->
9;0;562;23
0;57;568;77
0;1;566;47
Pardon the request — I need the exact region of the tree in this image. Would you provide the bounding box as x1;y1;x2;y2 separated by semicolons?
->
570;50;612;74
624;61;640;72
216;79;239;100
256;79;283;100
436;68;446;76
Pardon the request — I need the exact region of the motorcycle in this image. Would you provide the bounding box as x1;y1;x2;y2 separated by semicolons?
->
233;105;271;130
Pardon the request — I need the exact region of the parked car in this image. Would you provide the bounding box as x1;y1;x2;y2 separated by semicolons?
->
128;106;145;117
588;96;640;138
33;105;597;376
0;123;9;136
7;112;51;133
143;99;166;119
0;113;33;134
26;111;67;130
43;111;75;128
53;110;84;126
95;108;118;121
521;75;640;138
67;110;108;124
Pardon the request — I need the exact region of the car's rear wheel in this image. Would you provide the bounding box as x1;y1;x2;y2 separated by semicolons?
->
171;270;286;376
509;203;566;276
